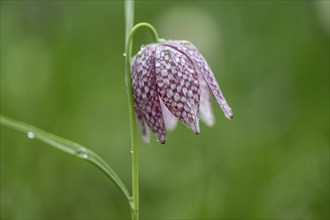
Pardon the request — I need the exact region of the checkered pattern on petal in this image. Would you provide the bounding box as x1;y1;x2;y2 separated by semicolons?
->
164;41;233;119
155;45;200;134
131;55;150;142
132;45;166;143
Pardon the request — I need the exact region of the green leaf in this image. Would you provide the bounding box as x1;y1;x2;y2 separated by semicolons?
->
0;115;132;206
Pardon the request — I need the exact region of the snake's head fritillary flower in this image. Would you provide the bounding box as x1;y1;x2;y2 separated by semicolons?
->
131;40;233;144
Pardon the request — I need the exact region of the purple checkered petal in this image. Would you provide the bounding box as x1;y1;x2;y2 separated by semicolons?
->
164;40;233;119
136;109;151;143
155;45;200;134
132;56;147;141
132;55;151;142
160;98;178;131
132;44;166;144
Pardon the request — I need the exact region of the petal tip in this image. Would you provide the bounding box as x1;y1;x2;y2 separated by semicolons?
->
221;104;233;120
157;134;166;144
225;111;234;120
192;121;200;134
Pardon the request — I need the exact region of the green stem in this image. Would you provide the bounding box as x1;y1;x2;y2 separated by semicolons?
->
124;1;136;219
124;21;159;220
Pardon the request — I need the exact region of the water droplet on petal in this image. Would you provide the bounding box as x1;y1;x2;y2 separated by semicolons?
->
27;131;35;139
76;147;88;159
123;53;127;57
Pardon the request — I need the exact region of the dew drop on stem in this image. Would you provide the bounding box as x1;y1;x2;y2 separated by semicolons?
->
27;131;35;139
76;147;88;159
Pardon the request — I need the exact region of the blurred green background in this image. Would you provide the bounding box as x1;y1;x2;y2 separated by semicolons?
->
1;1;329;219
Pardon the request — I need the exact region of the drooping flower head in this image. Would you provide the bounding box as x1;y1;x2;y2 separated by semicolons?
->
131;40;233;144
